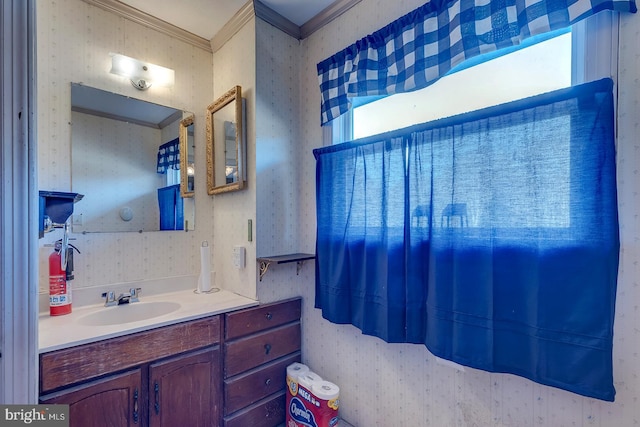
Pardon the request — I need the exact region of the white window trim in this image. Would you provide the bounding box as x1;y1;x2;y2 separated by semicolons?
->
572;11;619;86
573;11;619;139
322;110;352;146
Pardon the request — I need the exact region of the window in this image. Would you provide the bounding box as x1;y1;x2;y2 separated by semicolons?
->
165;168;180;187
327;12;618;145
324;13;617;231
315;77;619;401
354;32;571;139
315;8;624;401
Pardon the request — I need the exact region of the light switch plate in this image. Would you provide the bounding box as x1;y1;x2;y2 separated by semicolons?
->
233;246;245;269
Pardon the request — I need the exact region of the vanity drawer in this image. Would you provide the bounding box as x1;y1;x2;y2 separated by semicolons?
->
225;297;301;340
224;322;301;377
223;298;302;425
224;352;300;415
223;391;286;427
40;315;221;393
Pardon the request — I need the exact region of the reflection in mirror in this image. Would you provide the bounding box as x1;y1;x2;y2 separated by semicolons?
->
206;85;246;195
179;115;195;198
70;83;195;232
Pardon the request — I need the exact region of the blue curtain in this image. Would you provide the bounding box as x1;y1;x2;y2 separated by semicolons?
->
314;78;619;401
157;184;184;231
317;1;636;125
157;138;180;173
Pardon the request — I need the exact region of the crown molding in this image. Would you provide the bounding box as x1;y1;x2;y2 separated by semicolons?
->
300;0;362;39
83;0;361;54
251;0;363;41
210;0;256;52
82;0;212;52
253;0;300;40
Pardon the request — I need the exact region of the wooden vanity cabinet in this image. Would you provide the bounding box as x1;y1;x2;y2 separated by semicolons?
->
41;369;143;427
223;297;302;427
148;347;219;427
39;298;303;427
39;315;222;427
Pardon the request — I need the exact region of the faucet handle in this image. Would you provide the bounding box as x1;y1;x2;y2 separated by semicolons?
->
101;291;117;307
129;287;141;303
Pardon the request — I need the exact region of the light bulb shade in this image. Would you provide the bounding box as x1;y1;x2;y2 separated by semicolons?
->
109;53;174;90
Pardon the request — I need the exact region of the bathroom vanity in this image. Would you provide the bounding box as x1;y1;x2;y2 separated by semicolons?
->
223;298;301;426
40;316;221;426
38;294;301;427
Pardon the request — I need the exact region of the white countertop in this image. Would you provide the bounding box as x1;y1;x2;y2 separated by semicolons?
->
39;284;258;353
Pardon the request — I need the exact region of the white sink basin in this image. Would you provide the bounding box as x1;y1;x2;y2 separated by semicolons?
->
78;301;181;326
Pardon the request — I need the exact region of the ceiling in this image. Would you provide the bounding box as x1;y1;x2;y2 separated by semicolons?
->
118;0;337;40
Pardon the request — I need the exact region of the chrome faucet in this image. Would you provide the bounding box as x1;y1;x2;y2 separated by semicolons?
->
101;287;141;306
101;291;117;307
116;292;131;305
116;287;142;305
129;287;141;303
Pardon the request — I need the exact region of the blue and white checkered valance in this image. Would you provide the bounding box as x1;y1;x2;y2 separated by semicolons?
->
317;0;636;125
157;137;180;174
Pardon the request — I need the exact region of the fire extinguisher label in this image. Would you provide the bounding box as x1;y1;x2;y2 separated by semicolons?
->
50;294;69;304
49;274;68;307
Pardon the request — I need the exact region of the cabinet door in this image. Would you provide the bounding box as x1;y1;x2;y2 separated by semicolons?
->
149;347;221;427
40;369;143;427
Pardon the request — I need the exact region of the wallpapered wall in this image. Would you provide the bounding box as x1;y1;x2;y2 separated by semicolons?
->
289;0;640;426
211;19;258;299
37;0;214;292
254;18;311;304
37;0;640;425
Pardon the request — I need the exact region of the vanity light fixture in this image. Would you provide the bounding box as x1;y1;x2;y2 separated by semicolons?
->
109;53;175;91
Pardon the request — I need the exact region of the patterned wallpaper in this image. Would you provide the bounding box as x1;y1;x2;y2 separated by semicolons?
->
37;0;640;425
211;19;258;300
37;0;214;293
290;1;640;426
254;18;310;303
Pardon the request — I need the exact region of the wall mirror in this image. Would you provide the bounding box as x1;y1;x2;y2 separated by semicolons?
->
206;85;246;195
70;83;195;233
179;115;195;198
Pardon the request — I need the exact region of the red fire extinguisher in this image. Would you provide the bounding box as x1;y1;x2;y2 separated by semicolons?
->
49;240;79;316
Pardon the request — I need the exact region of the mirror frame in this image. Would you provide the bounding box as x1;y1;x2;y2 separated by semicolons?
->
179;114;195;198
206;85;245;195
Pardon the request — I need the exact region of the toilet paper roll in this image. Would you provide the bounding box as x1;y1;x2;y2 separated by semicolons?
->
198;241;212;293
311;381;340;401
298;371;323;391
286;362;309;380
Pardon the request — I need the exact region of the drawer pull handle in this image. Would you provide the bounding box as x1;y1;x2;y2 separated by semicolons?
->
265;378;272;386
264;343;272;355
133;388;139;424
154;382;160;415
265;312;273;320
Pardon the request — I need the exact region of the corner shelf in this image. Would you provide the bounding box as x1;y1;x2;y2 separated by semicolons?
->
257;253;315;281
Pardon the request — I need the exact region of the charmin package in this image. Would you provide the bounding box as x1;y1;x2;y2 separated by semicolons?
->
286;363;340;427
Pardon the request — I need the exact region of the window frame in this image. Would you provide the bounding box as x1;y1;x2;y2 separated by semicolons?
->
323;12;619;146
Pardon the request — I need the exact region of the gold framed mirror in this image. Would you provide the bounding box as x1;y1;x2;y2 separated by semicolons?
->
179;114;195;198
206;85;246;195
